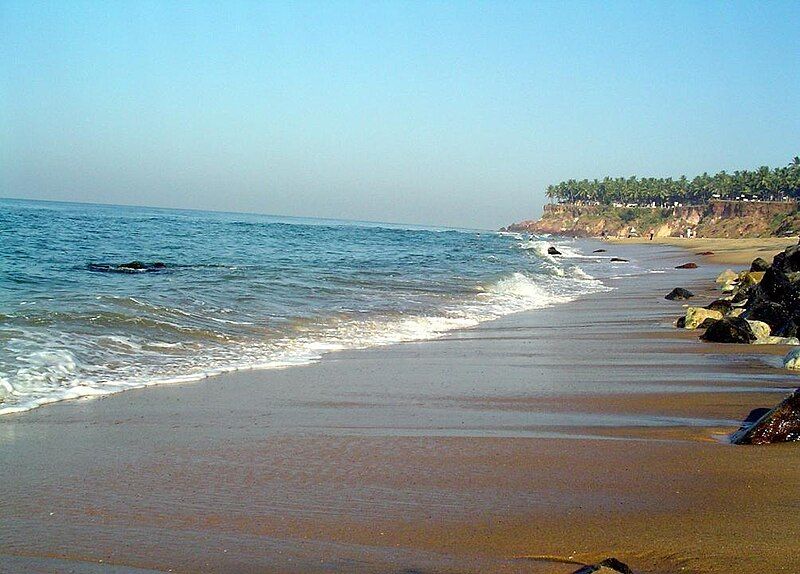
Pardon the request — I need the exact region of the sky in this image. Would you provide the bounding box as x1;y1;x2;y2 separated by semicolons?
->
1;1;799;229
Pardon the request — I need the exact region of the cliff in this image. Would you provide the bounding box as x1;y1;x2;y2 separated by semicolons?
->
503;201;799;238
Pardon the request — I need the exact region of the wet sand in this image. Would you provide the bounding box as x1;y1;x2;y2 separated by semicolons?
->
2;243;800;574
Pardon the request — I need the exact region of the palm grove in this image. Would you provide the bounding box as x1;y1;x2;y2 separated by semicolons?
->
546;158;800;207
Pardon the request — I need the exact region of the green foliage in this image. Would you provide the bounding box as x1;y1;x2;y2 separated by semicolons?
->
546;158;800;206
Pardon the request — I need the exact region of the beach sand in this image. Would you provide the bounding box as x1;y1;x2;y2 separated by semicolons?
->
2;243;799;574
607;236;798;265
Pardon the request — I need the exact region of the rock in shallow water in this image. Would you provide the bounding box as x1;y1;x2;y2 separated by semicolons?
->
675;262;698;269
716;269;738;284
609;257;628;262
665;287;694;300
731;388;800;445
547;246;562;255
700;316;756;343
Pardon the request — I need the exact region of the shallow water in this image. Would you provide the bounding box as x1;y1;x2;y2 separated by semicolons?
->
0;199;670;414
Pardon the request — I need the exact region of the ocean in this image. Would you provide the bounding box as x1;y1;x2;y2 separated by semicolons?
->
0;198;623;415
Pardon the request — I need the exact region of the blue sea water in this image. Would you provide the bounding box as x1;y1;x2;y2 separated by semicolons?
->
0;198;613;414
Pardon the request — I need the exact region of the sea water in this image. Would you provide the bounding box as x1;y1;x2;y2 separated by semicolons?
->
0;198;619;414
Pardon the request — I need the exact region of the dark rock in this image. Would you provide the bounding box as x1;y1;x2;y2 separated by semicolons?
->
700;316;756;344
746;301;791;334
593;249;607;253
87;261;169;274
698;317;720;329
759;267;800;308
610;258;628;262
120;261;147;270
750;257;771;272
675;262;698;269
675;316;686;328
731;389;800;445
665;287;694;301
572;558;634;574
698;251;714;255
705;299;732;314
547;246;562;256
772;244;800;273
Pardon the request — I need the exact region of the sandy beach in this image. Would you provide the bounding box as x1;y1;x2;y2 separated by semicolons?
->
2;241;799;574
607;236;799;265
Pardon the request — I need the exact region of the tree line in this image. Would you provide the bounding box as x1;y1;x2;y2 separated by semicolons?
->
546;157;800;207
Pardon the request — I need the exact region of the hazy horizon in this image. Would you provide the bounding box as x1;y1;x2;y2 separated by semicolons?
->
2;1;799;229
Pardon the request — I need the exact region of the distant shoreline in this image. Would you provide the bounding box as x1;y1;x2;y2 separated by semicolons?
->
606;235;798;265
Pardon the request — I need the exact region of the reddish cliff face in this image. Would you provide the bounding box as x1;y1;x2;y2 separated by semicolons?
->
503;201;798;238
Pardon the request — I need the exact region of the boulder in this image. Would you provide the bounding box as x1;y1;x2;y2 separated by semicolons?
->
675;262;698;269
784;348;800;370
750;257;771;272
675;316;686;328
610;257;628;262
547;246;562;256
593;249;607;253
700;316;756;343
738;271;765;288
684;307;723;330
715;269;738;284
697;317;720;329
705;299;732;314
758;267;800;308
746;301;791;334
665;287;694;301
572;558;634;574
755;336;800;345
772;244;800;273
746;320;771;340
729;308;746;318
731;388;800;445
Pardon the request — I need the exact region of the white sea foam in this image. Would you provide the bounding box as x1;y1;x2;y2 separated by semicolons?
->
0;248;610;416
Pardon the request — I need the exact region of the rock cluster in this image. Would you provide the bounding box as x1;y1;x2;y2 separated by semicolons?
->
677;242;800;346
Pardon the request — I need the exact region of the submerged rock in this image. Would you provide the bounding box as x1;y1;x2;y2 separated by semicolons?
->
593;248;607;253
700;316;756;344
609;257;628;262
750;257;771;272
675;262;698;269
698;251;714;255
731;388;800;445
88;261;168;274
572;558;634;574
547;246;562;255
684;307;723;330
665;287;694;300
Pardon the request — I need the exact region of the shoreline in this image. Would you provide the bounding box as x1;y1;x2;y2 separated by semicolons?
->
2;241;799;573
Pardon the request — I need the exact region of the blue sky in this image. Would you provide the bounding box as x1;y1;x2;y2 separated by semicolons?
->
1;1;799;229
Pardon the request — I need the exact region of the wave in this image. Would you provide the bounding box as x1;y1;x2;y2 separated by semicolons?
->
0;262;608;416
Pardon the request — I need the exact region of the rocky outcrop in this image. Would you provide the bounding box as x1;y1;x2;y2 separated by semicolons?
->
503;200;799;238
731;389;800;445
